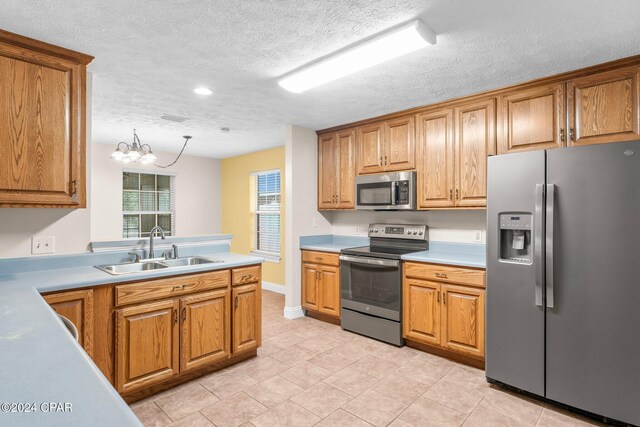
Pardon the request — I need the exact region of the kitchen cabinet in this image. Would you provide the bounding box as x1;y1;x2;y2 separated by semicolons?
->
403;261;486;362
356;118;415;175
567;66;640;146
454;98;496;208
43;289;94;356
301;250;341;319
416;109;455;208
356;122;385;174
0;29;93;207
115;299;180;393
317;129;355;210
232;283;261;355
498;83;566;154
180;290;230;372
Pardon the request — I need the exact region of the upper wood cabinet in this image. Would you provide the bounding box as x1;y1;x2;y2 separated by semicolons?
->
0;30;93;207
384;116;415;171
568;66;640;146
498;83;566;154
317;129;355;210
356;122;385;174
454;99;496;208
417;109;455;208
44;289;94;357
232;282;261;355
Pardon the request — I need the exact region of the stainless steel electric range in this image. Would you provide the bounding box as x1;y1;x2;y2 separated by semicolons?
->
339;223;428;346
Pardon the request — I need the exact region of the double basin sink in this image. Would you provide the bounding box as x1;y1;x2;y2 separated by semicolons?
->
95;256;224;276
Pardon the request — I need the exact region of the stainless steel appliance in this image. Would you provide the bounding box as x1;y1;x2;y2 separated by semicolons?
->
355;171;416;210
340;223;428;345
486;141;640;425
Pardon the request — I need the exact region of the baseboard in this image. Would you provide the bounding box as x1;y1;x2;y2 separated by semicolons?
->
283;306;305;319
261;281;285;294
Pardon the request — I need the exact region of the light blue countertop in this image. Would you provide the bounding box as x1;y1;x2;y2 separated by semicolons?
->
0;244;263;427
299;235;369;253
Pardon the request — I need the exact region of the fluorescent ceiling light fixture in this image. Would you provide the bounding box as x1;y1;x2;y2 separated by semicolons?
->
279;19;436;93
193;87;213;95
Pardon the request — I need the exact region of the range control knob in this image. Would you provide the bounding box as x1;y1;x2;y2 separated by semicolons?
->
373;228;378;233
369;228;374;233
418;230;424;235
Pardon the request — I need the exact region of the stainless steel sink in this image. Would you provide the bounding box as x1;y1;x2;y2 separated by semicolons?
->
160;256;223;267
95;261;169;275
95;256;223;275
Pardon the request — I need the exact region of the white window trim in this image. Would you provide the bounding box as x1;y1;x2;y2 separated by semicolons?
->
250;169;281;259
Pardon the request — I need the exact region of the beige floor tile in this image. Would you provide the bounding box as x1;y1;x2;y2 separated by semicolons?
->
423;378;484;414
250;401;321;427
480;387;542;424
280;360;333;389
397;396;466;427
308;347;361;373
267;331;307;348
155;384;219;421
442;365;490;394
342;389;407;427
201;392;267;427
396;358;452;387
131;401;172;427
371;374;429;405
323;366;379;397
316;408;374;426
200;369;258;399
334;340;374;360
463;398;524;427
317;327;360;343
373;344;422;365
293;324;330;339
297;336;342;354
270;344;317;366
351;355;400;379
169;412;214;427
241;355;291;381
537;407;603;426
256;339;280;357
290;382;352;418
244;375;303;407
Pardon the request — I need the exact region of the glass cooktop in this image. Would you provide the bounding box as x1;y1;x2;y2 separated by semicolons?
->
340;245;420;260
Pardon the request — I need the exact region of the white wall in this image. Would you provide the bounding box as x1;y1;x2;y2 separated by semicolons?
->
0;75;94;259
284;125;332;317
90;143;221;242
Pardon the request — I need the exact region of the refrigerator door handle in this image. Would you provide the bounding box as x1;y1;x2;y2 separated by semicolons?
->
534;184;545;307
546;184;556;308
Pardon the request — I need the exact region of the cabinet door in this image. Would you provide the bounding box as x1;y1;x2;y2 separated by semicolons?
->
302;262;320;311
0;44;87;207
416;109;455;208
356;123;385;175
454;99;496;207
568;66;640;146
318;133;338;209
498;83;565;154
232;283;261;355
441;285;485;358
44;289;94;357
115;300;179;393
318;265;341;318
336;129;356;209
403;279;441;346
384;116;415;171
180;290;230;372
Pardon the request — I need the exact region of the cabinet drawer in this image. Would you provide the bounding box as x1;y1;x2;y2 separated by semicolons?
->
115;270;230;306
232;265;261;286
302;250;340;266
404;262;485;288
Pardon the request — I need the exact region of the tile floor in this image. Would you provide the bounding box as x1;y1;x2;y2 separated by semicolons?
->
131;290;602;427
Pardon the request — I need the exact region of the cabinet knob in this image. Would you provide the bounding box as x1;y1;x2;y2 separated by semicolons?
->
172;284;185;290
182;307;186;321
234;295;239;309
435;272;448;279
173;309;178;324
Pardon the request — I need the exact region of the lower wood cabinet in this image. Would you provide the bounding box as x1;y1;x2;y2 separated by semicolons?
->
232;283;261;355
301;251;341;319
43;289;94;357
403;262;485;361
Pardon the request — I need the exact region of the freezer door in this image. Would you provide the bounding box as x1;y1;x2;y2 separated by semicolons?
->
546;141;640;425
486;150;545;396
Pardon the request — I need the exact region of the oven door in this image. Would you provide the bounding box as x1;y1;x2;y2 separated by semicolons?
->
339;255;401;321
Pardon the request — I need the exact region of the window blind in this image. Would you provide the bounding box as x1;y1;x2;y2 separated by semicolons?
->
122;172;175;238
250;169;281;256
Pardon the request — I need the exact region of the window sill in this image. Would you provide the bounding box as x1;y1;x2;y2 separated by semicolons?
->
250;250;281;263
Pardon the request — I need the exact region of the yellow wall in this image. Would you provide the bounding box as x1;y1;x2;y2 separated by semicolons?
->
221;146;285;286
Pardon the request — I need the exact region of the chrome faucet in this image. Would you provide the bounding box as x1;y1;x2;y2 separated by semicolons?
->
149;226;166;259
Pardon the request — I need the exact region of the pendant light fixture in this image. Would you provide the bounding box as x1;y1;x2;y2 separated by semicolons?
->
110;129;192;168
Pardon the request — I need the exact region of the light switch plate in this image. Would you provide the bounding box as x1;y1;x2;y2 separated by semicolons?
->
473;230;483;243
32;236;55;255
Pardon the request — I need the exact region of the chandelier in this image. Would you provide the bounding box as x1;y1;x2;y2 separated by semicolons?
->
110;129;192;168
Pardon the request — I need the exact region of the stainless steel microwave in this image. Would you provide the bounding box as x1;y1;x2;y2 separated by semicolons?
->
355;171;416;210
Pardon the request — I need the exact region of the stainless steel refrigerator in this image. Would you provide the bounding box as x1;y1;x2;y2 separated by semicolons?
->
486;140;640;426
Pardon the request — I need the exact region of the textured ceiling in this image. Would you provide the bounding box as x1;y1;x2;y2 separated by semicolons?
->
1;0;640;158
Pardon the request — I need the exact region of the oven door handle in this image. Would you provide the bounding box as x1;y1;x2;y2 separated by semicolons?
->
339;255;399;268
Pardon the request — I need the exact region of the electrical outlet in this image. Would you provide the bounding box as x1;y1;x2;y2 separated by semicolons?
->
473;230;482;243
32;236;55;255
312;217;318;229
355;226;359;234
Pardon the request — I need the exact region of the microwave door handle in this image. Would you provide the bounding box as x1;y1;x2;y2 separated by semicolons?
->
391;182;397;205
339;255;399;268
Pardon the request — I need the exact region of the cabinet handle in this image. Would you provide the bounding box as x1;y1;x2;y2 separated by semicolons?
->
172;284;185;290
182;307;186;321
435;272;448;279
449;189;453;201
234;295;239;309
560;128;565;143
437;291;440;303
569;127;575;141
455;189;459;200
443;292;447;305
173;309;178;324
384;155;388;165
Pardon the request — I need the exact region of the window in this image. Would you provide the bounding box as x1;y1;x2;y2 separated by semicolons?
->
122;172;175;238
250;170;281;258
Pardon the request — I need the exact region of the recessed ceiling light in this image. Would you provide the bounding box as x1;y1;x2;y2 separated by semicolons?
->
161;113;189;122
219;127;230;133
279;19;436;93
193;87;213;96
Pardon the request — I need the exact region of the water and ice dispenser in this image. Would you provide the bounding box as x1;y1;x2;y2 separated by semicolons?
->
499;213;532;264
